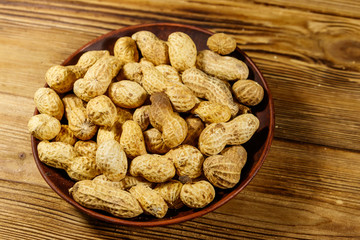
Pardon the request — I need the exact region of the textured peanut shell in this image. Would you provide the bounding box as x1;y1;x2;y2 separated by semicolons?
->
141;64;168;95
28;114;61;141
199;113;260;156
86;95;117;127
118;62;143;84
96;140;128;181
155;180;184;209
167;32;197;72
74;140;97;159
182;117;205;147
114;37;139;63
196;50;249;81
70;50;110;79
149;93;188;148
54;125;77;146
129;154;175;183
133;105;150;131
164;83;199;112
66;156;101;181
108;80;147;108
62;93;85;119
34;87;64;120
182;67;239;116
166;145;204;179
119;120;147;159
96;121;122;146
93;174;153;190
139;58;155;68
129;184;168;218
45;65;77;94
132;31;169;66
68;108;98;140
180;180;215;208
116;107;133;124
207;33;237;55
69;180;143;218
37;141;76;170
155;64;182;84
203;146;247;189
232;80;264;106
192;101;232;123
143;128;170;154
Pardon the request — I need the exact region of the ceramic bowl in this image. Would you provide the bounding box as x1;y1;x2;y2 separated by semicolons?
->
31;22;275;227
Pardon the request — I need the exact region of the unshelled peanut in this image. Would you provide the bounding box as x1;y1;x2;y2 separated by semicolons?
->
232;79;264;106
207;33;237;55
28;114;61;140
119;120;147;159
34;87;64;120
180;180;215;208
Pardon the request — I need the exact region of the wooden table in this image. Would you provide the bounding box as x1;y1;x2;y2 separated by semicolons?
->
1;0;360;239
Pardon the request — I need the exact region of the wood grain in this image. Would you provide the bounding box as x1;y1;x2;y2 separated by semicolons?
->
1;0;360;238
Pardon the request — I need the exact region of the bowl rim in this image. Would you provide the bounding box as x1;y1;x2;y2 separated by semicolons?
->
31;22;275;227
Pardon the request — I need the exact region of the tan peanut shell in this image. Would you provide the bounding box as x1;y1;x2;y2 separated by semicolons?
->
129;154;175;183
34;87;64;120
203;146;247;189
92;174;153;190
119;120;147;159
132;31;169;66
62;93;85;119
96;121;122;146
232;80;264;106
166;145;204;179
133;105;150;131
155;180;184;209
108;80;147;108
149;93;188;148
167;32;197;72
141;64;168;95
155;64;182;84
143;128;170;154
192;101;232;123
129;184;168;218
196;50;249;81
114;36;139;63
70;50;110;79
118;62;143;84
199;113;259;156
116;107;133;124
37;141;76;170
207;33;237;55
182;117;205;147
86;95;117;127
182;67;239;116
180;180;215;208
28;114;61;140
139;58;155;68
68;108;98;140
66;156;100;181
70;180;143;218
96;140;128;181
74;140;97;159
54;125;77;146
45;65;77;94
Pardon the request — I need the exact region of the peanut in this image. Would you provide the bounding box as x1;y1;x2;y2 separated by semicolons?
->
129;154;175;183
116;107;133;124
62;93;86;119
191;101;232;123
166;145;204;179
180;180;215;208
108;80;147;108
129;184;168;218
207;33;237;55
45;65;77;94
196;50;249;81
167;32;197;72
182;116;205;147
37;141;76;169
67;156;100;181
232;79;264;106
132;31;169;65
54;125;77;146
143;128;170;154
34;87;64;120
96;139;128;181
96;121;122;146
68;108;98;140
155;64;182;84
133;105;150;131
199;113;259;156
93;174;153;190
155;180;184;209
69;180;143;218
114;36;139;63
28;114;61;140
69;50;110;79
74;140;97;159
118;62;142;84
86;95;117;127
203;146;247;189
119;120;147;159
182;67;239;116
149;92;188;148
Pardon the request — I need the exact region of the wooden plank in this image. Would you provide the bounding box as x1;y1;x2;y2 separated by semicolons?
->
1;139;359;239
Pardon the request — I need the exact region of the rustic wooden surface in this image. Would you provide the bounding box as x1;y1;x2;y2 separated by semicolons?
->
1;0;360;239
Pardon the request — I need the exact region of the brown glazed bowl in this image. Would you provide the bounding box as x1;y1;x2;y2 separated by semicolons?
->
31;23;275;227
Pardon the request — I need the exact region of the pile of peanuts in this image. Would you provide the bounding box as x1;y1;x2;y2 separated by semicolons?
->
28;31;264;219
